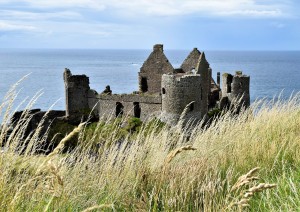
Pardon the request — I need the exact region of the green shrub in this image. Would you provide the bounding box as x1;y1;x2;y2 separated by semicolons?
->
125;117;142;132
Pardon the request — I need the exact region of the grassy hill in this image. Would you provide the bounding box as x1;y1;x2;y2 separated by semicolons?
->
0;86;299;211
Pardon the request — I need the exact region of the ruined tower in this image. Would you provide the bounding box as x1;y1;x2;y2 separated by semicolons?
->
64;68;90;119
160;74;202;125
196;52;211;115
221;71;250;108
138;44;174;94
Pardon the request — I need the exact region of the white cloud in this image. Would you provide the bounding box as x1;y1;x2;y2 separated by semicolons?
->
113;0;287;17
24;0;106;10
0;21;36;31
0;10;83;21
217;9;283;17
0;0;289;17
110;0;253;16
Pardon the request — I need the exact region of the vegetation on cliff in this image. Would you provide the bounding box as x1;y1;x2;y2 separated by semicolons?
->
0;83;299;211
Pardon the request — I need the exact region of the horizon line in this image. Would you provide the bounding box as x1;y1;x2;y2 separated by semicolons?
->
0;48;300;52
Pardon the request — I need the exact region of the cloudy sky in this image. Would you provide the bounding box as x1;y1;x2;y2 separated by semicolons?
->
0;0;299;50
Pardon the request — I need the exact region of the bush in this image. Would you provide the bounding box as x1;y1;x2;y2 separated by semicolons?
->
125;117;142;132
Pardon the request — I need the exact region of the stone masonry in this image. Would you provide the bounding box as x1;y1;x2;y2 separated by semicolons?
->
64;68;90;118
161;74;202;125
8;44;251;155
221;71;250;108
63;44;251;125
138;44;174;94
196;52;211;116
181;48;201;73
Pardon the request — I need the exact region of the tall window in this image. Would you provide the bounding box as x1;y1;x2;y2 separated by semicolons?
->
116;102;124;117
141;77;148;92
133;102;141;118
189;102;195;112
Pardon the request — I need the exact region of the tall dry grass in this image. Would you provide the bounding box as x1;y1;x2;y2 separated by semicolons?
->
0;81;299;211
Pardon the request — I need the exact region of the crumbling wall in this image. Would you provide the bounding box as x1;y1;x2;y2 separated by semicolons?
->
180;48;201;73
221;72;250;108
231;73;250;107
196;52;210;116
222;73;233;95
64;68;90;119
62;44;251;126
161;74;202;125
63;68;163;122
138;44;174;94
88;89;100;117
97;94;162;121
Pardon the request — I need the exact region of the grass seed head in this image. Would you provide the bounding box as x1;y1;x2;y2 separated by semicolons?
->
165;145;197;164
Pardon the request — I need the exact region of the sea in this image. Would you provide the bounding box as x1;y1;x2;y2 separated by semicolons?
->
0;49;300;112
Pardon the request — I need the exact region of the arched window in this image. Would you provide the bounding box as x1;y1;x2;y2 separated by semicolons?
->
189;102;195;112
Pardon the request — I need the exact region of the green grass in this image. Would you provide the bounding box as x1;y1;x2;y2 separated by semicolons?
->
0;83;300;211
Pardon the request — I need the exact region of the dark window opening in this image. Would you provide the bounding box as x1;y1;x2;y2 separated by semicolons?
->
227;84;231;93
162;88;166;94
133;102;141;118
116;102;124;117
201;87;203;100
189;102;195;112
141;77;148;92
227;75;233;93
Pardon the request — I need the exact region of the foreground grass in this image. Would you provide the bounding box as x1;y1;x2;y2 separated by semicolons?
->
0;88;300;211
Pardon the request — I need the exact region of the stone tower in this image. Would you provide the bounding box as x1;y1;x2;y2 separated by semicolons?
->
196;52;211;116
222;71;250;108
64;68;90;119
160;74;202;125
138;44;174;94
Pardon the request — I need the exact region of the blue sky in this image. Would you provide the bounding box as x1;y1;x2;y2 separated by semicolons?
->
0;0;299;50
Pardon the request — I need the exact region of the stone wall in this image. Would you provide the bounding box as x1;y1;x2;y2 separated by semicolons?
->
93;94;162;121
180;48;201;73
196;52;210;116
64;68;163;122
222;72;250;108
222;73;233;95
161;74;202;125
64;69;90;118
138;44;174;94
88;89;100;116
231;73;250;107
63;44;251;126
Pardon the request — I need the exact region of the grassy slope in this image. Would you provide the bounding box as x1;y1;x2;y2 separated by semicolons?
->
0;91;300;211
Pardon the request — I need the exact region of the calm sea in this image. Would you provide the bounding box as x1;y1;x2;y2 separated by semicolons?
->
0;49;300;111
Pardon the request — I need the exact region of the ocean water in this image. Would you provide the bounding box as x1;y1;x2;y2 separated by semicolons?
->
0;49;300;112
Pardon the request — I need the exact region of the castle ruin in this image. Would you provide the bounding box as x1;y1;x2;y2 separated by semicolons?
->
63;44;250;125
